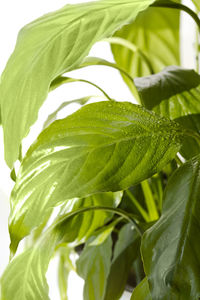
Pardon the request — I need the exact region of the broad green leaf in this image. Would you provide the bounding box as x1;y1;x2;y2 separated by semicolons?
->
0;0;156;168
135;66;200;158
76;233;112;300
111;5;180;96
104;224;140;300
131;278;152;300
142;154;200;300
9;101;184;250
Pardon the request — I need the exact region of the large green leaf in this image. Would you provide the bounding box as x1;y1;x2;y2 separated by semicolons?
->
142;154;200;300
104;224;140;300
9;101;184;250
76;233;112;300
134;66;200;158
131;278;152;300
111;5;180;95
0;0;156;168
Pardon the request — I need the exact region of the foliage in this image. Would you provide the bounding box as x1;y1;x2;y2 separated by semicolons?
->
1;0;200;299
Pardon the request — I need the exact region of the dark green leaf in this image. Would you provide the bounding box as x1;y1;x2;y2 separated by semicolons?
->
77;233;112;300
111;6;180;96
142;154;200;300
104;224;140;300
0;0;155;168
9;101;184;249
135;66;200;158
131;278;152;300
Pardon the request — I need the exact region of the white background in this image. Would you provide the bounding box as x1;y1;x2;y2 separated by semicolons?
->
0;0;197;299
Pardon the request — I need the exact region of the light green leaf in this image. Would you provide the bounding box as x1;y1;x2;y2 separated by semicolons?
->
111;5;180;96
104;224;140;300
192;0;200;11
1;231;59;300
9;101;184;251
131;278;152;300
0;0;155;168
76;233;112;300
142;154;200;300
134;66;200;158
1;200;119;300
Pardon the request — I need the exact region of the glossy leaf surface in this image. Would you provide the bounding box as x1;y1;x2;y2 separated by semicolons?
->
104;224;140;300
142;155;200;300
0;0;155;168
135;66;200;158
111;6;180;95
131;278;152;300
9;101;184;249
77;234;112;300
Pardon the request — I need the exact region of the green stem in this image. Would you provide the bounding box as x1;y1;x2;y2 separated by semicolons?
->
54;206;143;236
175;155;183;166
104;37;155;75
50;76;113;102
151;0;200;30
141;180;159;221
125;190;150;222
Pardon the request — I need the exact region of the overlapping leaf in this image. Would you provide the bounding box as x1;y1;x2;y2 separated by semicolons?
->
76;233;112;300
131;278;152;300
142;154;200;300
135;66;200;158
111;5;180;95
0;0;156;168
104;224;140;300
9;101;184;250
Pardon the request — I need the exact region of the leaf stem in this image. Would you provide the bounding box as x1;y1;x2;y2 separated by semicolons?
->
103;37;155;75
125;190;150;222
54;206;143;236
141;180;159;221
151;0;200;30
50;76;113;102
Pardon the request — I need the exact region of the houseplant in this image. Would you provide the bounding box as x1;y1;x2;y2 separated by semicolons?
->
0;0;200;299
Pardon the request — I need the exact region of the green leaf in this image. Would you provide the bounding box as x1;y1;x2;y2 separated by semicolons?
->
142;154;200;300
131;278;152;300
104;224;140;300
111;5;180;96
9;101;184;249
0;0;155;168
76;233;112;300
192;0;200;11
1;231;59;300
135;66;200;158
1;200;119;300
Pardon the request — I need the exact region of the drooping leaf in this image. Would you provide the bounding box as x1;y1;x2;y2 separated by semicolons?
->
135;66;200;158
0;0;156;168
1;199;119;300
1;230;59;300
111;5;180;96
142;154;200;300
9;101;184;250
76;233;112;300
131;278;152;300
104;224;140;300
43;96;93;129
